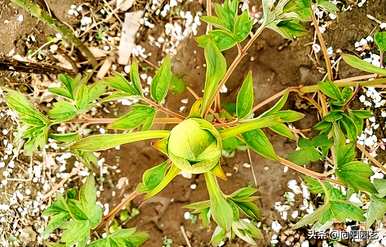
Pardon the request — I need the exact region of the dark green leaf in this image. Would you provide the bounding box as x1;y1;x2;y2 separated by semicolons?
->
284;0;312;21
269;20;306;39
288;147;321;165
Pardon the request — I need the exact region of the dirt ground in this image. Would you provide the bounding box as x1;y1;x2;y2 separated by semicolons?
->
0;0;385;246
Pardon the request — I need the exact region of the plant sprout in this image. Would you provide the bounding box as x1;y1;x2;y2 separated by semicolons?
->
4;0;386;246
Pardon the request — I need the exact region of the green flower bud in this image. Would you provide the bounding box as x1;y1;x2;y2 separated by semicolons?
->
168;118;222;173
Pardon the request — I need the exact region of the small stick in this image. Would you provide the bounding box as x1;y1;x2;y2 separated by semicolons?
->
180;225;192;247
0;57;76;75
357;144;386;173
247;149;258;187
42;168;79;200
95;190;142;231
141;97;185;119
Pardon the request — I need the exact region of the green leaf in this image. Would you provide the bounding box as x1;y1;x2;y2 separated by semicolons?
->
317;0;338;13
271;110;305;122
374;179;386;197
4;89;48;124
302;177;324;194
49;132;80;143
366;196;386;227
71;130;170;152
324;110;343;122
88;82;107;103
201;15;227;30
268;20;306;39
294;201;365;229
318;81;342;100
43;212;69;238
79;175;102;228
261;92;289;117
233;11;253;42
151;55;172;103
109;105;155;130
236;71;254;119
169;74;186;94
61;220;90;246
144;164;180;199
349;110;372;119
375;32;386;52
49;87;73;99
336;161;376;194
48;101;78;121
130;59;143;95
229;187;258;201
220;115;281;139
288;147;321;165
243;129;278;160
201;39;227;115
196;30;237;51
105;73;139;95
283;0;312;21
342;54;386;76
138;161;168;193
205;173;233;231
222;136;245;152
269;123;295;140
75;84;90;110
340;113;358;141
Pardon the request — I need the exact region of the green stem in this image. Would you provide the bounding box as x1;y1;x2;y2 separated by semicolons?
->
12;0;97;67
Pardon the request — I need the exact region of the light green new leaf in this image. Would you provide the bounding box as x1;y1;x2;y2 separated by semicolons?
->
49;132;80;143
302;176;324;194
130;59;143;96
201;15;227;30
366;196;386;227
317;0;338;13
43;212;69;238
294;201;365;229
236;71;254;119
271;110;305;122
4;89;49;124
233;11;253;42
151;56;172;103
71;130;170;152
79;175;102;228
374;179;386;198
75;84;89;110
242;129;278;160
169;74;186;94
48;101;78;121
61;220;90;246
88;82;107;103
138;161;168;193
283;0;312;21
220;115;281;139
375;32;386;52
109;105;155;130
269;123;296;140
201;40;227;116
205;173;233;231
342;54;386;76
105;73;139;95
196;30;237;51
336;161;377;194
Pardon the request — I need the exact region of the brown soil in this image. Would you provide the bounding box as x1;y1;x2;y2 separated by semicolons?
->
0;0;385;246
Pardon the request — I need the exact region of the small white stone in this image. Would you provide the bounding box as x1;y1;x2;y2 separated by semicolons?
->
183;211;191;220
